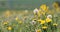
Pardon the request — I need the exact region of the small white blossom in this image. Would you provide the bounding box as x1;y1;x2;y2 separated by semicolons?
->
33;8;39;14
30;20;36;25
47;15;52;19
25;10;28;13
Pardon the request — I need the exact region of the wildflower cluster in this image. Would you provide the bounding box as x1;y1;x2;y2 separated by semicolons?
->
0;2;60;32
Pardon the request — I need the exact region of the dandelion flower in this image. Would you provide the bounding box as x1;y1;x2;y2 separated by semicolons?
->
15;16;19;21
3;21;8;25
53;2;59;8
40;4;48;11
42;26;47;32
42;26;47;29
46;18;52;23
40;20;45;25
5;10;11;17
52;23;58;31
36;29;41;32
18;21;23;24
37;19;41;23
53;23;58;26
7;26;12;31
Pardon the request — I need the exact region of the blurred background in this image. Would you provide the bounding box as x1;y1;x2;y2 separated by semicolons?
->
0;0;60;32
0;0;60;10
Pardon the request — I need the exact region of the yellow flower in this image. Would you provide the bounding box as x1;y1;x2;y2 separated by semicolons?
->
18;21;23;24
7;26;12;31
42;26;47;29
15;16;19;21
39;9;46;15
36;29;41;32
5;10;11;17
53;23;58;26
41;12;45;15
40;20;45;24
37;19;41;22
46;18;52;23
53;2;59;8
40;4;48;11
3;21;8;25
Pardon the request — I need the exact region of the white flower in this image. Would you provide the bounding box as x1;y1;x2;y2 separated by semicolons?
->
30;20;36;25
33;8;39;14
47;15;52;19
25;10;28;13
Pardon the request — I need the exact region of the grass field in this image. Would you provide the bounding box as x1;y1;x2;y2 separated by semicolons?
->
0;3;60;32
0;9;60;32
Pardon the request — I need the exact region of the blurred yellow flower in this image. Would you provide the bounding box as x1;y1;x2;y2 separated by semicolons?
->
41;11;45;15
36;29;41;32
18;21;23;24
39;9;45;15
37;19;41;22
46;18;52;23
53;2;59;8
5;10;11;17
40;20;45;24
15;16;19;21
3;21;8;25
7;26;12;31
42;26;47;29
53;23;58;26
40;4;48;11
